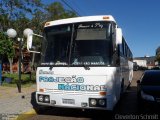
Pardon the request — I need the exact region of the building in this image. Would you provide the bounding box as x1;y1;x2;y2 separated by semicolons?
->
133;59;147;67
133;56;156;69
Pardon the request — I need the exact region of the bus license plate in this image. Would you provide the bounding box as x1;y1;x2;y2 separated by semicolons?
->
62;99;75;104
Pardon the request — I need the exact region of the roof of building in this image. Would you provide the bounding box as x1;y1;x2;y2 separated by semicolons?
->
134;56;155;59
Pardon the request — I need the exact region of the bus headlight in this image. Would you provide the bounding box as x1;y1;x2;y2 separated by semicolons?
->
90;99;97;106
38;94;50;103
38;95;43;102
98;99;105;106
44;96;50;102
89;98;106;107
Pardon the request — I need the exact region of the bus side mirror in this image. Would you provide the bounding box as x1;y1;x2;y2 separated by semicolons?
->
27;33;43;53
116;28;122;45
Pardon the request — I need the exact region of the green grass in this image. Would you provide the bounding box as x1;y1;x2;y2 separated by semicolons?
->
2;73;36;87
2;82;34;87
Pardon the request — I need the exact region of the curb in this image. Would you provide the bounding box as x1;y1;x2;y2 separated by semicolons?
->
14;109;37;120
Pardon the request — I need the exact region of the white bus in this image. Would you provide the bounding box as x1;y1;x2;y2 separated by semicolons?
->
27;15;133;111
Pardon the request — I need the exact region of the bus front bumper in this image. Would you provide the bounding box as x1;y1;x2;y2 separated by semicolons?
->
35;92;112;110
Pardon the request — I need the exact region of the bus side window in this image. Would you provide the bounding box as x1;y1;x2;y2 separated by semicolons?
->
121;38;124;57
118;43;123;57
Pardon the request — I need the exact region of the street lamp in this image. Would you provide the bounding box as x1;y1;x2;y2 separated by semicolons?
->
7;28;33;93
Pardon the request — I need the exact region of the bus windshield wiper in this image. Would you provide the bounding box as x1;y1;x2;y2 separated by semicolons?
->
49;62;68;70
83;64;90;70
49;66;54;70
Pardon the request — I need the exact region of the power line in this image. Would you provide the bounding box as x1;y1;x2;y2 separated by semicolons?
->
61;0;81;16
68;0;86;16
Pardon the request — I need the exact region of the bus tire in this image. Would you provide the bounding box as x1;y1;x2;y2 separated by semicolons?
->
120;79;124;95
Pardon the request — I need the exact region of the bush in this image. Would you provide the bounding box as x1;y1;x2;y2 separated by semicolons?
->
2;73;36;85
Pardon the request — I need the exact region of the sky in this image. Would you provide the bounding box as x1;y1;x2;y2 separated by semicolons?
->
43;0;160;57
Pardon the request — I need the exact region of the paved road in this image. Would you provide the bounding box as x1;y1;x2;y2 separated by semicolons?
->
0;85;36;120
27;71;160;120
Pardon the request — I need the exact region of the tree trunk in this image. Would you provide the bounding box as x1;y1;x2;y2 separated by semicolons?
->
31;53;35;71
8;58;13;74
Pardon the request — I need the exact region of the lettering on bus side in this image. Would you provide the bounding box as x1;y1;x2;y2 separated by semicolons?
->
39;76;84;83
39;76;106;91
58;84;106;91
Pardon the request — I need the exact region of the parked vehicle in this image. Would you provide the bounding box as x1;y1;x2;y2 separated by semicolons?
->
133;62;139;71
137;70;160;105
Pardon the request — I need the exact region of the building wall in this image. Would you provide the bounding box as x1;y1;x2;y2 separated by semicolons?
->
134;56;157;69
133;60;147;67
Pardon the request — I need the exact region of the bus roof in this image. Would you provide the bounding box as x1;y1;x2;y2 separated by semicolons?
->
44;15;116;27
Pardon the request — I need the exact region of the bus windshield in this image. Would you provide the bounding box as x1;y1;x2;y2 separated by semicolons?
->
42;21;113;66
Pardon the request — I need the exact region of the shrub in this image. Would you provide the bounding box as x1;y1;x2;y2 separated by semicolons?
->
3;73;36;84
